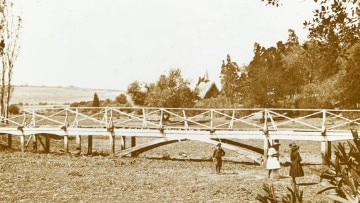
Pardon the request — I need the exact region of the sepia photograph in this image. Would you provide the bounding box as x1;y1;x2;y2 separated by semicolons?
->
1;0;360;202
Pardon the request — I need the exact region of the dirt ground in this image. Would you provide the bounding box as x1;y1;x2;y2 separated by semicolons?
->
0;138;337;202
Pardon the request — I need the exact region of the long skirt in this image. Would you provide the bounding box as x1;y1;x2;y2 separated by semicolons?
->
289;161;304;177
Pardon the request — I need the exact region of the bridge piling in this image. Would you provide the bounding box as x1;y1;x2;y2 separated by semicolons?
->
76;135;81;151
33;135;38;152
7;134;11;149
45;135;50;153
20;134;24;152
87;135;93;155
130;137;137;157
64;135;68;153
321;141;331;165
109;133;115;156
120;136;125;150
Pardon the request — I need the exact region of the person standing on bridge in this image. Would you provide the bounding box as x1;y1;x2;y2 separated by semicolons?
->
213;143;225;174
266;141;281;178
289;143;304;184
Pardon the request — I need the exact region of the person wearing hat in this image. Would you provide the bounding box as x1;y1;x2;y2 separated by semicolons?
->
289;143;304;184
212;143;225;174
266;140;281;178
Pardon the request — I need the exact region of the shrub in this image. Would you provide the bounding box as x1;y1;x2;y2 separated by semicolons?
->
256;183;303;203
8;104;20;115
317;140;360;202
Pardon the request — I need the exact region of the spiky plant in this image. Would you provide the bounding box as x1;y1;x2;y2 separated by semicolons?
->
256;183;303;203
282;184;303;203
256;183;279;203
317;140;360;203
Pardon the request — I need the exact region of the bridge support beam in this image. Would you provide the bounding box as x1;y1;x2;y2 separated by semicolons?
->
7;134;11;149
87;135;93;155
321;141;331;166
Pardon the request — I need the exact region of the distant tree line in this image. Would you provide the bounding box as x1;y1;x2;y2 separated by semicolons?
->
123;0;360;109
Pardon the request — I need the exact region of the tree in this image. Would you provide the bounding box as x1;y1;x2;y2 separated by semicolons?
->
0;0;21;120
127;81;146;106
340;43;360;107
115;93;128;104
304;0;359;46
245;42;286;107
220;54;242;104
92;92;100;107
145;68;198;108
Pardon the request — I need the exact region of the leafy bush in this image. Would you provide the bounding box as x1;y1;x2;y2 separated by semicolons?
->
8;104;20;115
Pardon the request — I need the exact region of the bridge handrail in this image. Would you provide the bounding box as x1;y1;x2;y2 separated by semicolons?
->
0;107;359;134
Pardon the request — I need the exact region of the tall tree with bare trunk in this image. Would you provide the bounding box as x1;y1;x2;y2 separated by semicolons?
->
0;0;21;120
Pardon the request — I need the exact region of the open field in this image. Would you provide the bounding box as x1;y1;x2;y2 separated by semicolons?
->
11;85;124;105
0;136;339;202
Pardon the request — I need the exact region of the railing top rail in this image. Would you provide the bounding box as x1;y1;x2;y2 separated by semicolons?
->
19;106;360;111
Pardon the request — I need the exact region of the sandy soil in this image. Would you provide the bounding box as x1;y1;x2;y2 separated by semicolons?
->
0;137;336;202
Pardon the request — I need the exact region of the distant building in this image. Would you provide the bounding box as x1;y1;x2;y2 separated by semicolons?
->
195;71;220;99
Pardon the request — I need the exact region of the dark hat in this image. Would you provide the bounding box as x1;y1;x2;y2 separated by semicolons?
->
216;143;221;147
289;143;299;151
273;140;281;146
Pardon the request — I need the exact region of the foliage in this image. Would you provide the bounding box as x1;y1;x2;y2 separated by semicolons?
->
341;43;360;108
92;93;100;107
127;81;146;106
8;104;19;114
256;183;304;203
70;101;93;107
145;68;198;108
194;95;241;109
304;0;359;46
115;93;128;104
220;54;242;104
245;41;288;107
317;133;360;202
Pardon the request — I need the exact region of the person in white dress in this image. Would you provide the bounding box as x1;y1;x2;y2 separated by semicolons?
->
266;141;281;178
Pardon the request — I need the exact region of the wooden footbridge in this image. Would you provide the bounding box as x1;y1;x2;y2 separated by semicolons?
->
1;106;359;164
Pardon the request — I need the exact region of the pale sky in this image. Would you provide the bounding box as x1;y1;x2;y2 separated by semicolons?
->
11;0;317;90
